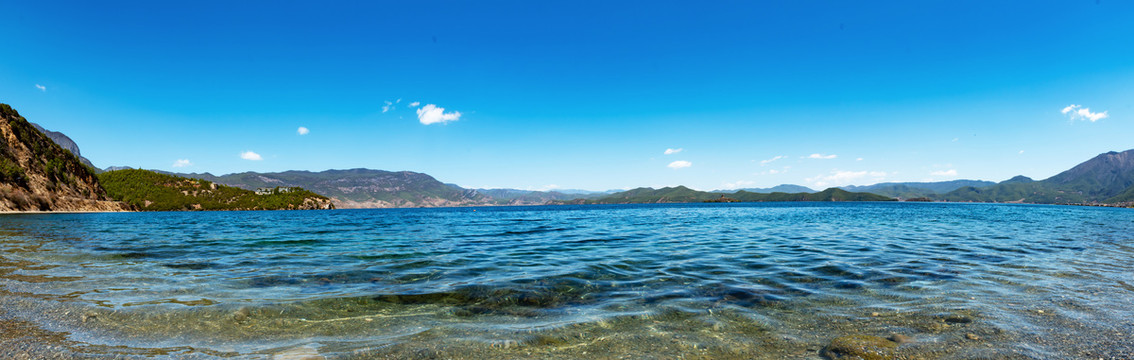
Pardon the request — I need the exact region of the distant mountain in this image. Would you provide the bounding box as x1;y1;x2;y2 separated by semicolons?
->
940;150;1134;204
999;175;1034;184
0;104;127;211
30;122;98;170
177;169;488;208
577;186;720;204
474;188;603;205
1044;150;1134;199
840;180;996;199
552;186;892;204
714;184;816;194
550;189;622;195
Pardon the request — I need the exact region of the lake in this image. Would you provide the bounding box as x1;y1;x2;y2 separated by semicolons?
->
1;202;1132;359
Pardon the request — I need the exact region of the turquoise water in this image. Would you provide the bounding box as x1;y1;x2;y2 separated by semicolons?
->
1;202;1133;358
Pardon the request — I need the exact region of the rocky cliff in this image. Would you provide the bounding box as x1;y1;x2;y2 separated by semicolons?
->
0;104;129;212
29;122;97;170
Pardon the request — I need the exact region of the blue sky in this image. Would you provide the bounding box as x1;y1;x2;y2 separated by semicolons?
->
2;1;1132;191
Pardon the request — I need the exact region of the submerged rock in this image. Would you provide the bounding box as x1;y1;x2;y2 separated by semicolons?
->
821;335;898;360
80;311;98;323
232;307;251;322
887;333;913;344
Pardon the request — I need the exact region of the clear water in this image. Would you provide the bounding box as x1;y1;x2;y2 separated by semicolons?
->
1;202;1133;358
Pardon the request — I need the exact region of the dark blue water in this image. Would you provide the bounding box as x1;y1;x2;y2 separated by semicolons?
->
1;202;1133;358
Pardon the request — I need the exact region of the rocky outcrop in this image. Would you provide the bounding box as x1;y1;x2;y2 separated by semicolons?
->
30;122;98;170
0;104;129;212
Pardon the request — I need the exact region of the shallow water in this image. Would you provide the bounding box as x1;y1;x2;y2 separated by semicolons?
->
1;202;1133;358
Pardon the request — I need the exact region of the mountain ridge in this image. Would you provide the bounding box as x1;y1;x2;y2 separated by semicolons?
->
940;149;1134;204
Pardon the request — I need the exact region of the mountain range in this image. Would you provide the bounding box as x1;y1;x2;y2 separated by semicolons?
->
150;150;1134;208
172;149;1133;207
839;180;997;199
713;184;817;194
8;102;1133;209
552;186;892;204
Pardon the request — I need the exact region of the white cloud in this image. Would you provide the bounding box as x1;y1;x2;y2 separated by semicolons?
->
172;159;192;168
240;151;263;161
297;126;309;135
806;170;887;188
856;157;864;161
760;155;785;166
382;101;394;113
667;160;692;169
1019;150;1025;154
767;169;781;174
664;148;683;155
930;169;957;177
34;84;46;92
721;180;755;190
1061;104;1108;122
807;153;837;159
409;101;420;107
417;104;462;125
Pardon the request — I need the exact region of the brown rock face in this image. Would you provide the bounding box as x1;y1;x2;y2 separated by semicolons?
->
0;104;130;212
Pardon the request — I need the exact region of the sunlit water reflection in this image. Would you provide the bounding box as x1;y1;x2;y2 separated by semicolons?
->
1;203;1132;358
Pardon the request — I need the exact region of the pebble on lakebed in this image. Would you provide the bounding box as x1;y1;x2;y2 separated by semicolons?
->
821;335;898;360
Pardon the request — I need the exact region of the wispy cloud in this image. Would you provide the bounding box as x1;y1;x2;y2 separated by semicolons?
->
297;126;309;135
807;153;837;160
1018;150;1025;155
381;99;404;113
35;84;46;92
1061;104;1108;122
240;151;263;161
667;160;692;169
417;104;462;125
409;101;420;107
930;169;957;177
856;157;864;161
721;180;755;190
760;155;785;166
759;166;789;175
664;148;683;155
806;170;887;188
172;159;192;168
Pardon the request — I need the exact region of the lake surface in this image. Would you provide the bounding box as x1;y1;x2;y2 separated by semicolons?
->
1;202;1133;359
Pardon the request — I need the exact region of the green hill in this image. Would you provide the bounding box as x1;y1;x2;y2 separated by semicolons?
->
99;169;333;211
175;169;487;208
733;188;893;202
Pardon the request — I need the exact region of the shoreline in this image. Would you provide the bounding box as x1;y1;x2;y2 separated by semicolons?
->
3;200;1131;214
